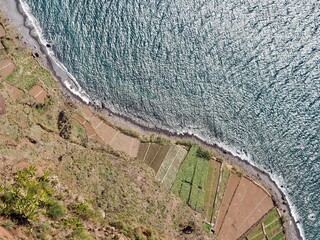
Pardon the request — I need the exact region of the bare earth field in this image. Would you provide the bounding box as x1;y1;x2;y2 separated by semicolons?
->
218;177;274;239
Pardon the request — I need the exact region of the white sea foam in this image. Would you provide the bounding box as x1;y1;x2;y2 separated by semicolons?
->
19;0;91;104
13;2;306;239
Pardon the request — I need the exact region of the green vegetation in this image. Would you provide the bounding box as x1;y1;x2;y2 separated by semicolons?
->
171;145;211;213
141;133;171;145
246;224;264;240
245;208;286;240
0;167;56;222
204;160;221;221
211;164;230;222
117;125;141;139
175;140;193;149
196;146;212;160
58;111;72;139
0;14;207;239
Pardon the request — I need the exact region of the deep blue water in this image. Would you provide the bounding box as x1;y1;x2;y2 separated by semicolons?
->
22;0;319;238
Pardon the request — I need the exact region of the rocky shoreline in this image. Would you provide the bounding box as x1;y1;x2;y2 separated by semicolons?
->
0;1;303;239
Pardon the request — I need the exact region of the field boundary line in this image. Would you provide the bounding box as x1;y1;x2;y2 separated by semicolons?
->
142;143;151;162
238;195;268;230
109;131;119;145
211;162;224;223
161;147;180;184
149;145;162;166
216;175;242;235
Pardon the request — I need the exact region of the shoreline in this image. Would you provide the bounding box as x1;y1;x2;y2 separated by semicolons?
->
0;1;303;239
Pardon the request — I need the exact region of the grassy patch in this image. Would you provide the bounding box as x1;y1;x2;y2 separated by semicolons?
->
171;145;211;213
247;224;264;240
204;160;221;221
211;164;230;222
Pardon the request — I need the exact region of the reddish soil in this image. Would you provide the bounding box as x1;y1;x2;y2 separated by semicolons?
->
0;42;4;50
0;135;18;147
218;177;274;240
91;134;105;144
4;82;23;100
0;226;15;240
90;116;103;129
0;25;5;37
29;85;47;104
109;132;138;157
215;173;241;233
95;122;117;143
72;114;86;125
0;94;5;115
82;106;93;120
129;137;140;158
0;59;15;79
83;121;96;137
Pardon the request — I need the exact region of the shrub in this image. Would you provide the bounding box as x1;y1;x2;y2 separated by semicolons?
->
73;202;95;220
46;201;65;219
176;140;193;149
0;167;56;223
71;229;94;240
196;146;212;160
58;111;72;139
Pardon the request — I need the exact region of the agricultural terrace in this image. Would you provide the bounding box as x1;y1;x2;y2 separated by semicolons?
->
138;143;188;190
156;145;188;190
171;145;213;213
243;208;286;240
217;177;275;240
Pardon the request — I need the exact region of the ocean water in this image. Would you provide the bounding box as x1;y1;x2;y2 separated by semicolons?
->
20;0;319;238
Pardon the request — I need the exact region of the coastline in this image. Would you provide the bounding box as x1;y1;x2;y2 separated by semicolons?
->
0;1;303;239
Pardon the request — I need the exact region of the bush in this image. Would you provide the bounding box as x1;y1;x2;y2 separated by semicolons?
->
196;146;212;160
71;229;94;240
58;111;72;139
176;140;193;149
47;201;65;219
0;167;56;223
73;202;95;220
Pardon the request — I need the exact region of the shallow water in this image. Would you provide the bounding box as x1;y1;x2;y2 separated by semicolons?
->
22;0;319;238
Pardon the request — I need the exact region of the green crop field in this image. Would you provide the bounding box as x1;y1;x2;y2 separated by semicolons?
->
272;231;285;240
204;160;221;221
171;145;211;213
263;208;279;226
211;164;230;222
244;208;286;240
246;224;265;240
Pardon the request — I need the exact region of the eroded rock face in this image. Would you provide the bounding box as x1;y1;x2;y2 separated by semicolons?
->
0;94;5;115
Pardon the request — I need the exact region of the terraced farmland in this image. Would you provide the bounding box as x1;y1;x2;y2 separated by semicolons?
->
156;145;188;190
204;160;222;222
171;145;212;213
243;208;286;240
138;143;286;240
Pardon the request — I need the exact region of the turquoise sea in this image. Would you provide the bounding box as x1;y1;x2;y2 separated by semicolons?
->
20;0;319;239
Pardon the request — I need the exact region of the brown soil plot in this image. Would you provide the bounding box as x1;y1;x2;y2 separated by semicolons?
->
95;122;117;143
0;94;5;115
215;173;241;233
29;85;47;104
109;132;138;157
149;145;171;173
4;82;23;100
137;143;150;161
0;59;15;79
143;143;161;165
218;177;274;240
